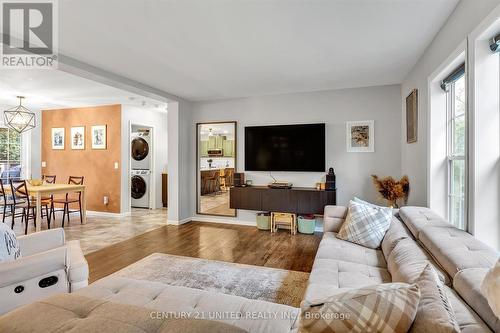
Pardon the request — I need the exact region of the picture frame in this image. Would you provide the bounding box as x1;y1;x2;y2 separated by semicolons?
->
346;120;374;152
51;128;65;150
406;89;418;143
71;126;85;150
91;125;107;149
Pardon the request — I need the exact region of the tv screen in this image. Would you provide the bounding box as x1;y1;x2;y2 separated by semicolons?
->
245;123;325;172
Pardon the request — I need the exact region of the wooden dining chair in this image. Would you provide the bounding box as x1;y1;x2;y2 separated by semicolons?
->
42;175;56;220
51;176;84;227
0;179;15;225
10;180;50;234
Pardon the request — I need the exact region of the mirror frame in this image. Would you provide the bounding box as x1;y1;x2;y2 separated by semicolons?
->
196;121;237;217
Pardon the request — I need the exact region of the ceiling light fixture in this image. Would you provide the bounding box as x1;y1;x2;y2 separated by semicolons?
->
3;96;36;133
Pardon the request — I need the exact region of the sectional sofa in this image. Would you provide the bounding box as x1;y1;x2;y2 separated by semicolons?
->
0;206;498;332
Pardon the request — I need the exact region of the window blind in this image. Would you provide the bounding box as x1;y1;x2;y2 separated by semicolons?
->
440;63;465;92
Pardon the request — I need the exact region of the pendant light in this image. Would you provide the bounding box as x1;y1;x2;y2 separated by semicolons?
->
3;96;36;133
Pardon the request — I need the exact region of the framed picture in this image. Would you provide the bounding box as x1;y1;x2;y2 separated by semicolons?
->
406;89;418;143
91;125;107;149
51;128;65;150
346;120;374;152
71;126;85;150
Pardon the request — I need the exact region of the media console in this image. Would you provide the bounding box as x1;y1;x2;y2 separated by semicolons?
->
229;186;336;215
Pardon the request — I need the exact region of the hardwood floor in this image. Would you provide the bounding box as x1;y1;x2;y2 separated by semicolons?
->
85;221;322;283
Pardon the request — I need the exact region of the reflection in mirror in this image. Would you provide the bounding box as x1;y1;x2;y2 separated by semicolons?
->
197;122;236;217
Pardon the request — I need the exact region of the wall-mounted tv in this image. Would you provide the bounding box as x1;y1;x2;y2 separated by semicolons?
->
245;123;325;172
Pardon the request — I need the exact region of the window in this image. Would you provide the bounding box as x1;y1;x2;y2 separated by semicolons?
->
0;127;22;184
446;73;466;230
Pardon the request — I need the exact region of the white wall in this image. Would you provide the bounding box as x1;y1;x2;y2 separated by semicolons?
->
167;100;196;223
121;105;168;213
401;0;500;206
191;85;402;224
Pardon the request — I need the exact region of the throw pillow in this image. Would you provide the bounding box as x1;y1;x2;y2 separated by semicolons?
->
337;200;392;249
481;259;500;319
410;264;460;333
0;222;21;262
301;283;420;333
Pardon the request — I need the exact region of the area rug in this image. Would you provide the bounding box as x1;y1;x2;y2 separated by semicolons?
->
112;253;309;307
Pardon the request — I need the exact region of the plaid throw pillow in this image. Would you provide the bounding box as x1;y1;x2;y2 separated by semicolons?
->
337;200;392;249
301;283;420;333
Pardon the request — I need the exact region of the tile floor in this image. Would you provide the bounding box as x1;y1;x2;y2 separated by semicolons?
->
10;208;168;254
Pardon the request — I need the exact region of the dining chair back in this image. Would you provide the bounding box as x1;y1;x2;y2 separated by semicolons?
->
43;175;56;184
10;180;29;204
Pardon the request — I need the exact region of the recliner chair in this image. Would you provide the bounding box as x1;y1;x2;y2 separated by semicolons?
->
0;228;88;314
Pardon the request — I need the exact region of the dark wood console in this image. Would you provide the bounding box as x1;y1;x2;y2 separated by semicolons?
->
230;186;336;215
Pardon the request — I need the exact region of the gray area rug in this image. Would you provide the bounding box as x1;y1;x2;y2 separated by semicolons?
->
113;253;309;307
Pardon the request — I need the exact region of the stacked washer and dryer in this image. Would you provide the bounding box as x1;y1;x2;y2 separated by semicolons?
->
131;127;152;208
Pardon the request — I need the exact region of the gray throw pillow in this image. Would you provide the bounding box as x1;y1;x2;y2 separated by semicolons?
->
0;222;21;262
337;200;392;249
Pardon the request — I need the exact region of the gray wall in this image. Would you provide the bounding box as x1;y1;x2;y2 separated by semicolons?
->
401;0;500;206
191;85;402;223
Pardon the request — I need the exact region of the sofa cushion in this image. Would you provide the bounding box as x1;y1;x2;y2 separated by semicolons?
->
304;258;391;303
453;268;500;333
301;283;420;333
398;206;451;238
0;293;247;333
381;217;413;261
0;222;21;262
409;264;460;333
419;226;498;279
316;232;387;268
337;200;392;249
77;277;299;333
323;206;348;233
387;238;450;286
445;286;493;333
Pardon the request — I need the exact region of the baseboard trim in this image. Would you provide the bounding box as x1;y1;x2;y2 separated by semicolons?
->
167;217;191;225
191;216;256;227
86;211;131;218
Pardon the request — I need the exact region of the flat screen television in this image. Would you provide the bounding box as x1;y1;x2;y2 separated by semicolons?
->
245;123;325;172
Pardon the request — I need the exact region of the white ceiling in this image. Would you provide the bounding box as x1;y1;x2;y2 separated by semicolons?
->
0;69;168;112
58;0;459;101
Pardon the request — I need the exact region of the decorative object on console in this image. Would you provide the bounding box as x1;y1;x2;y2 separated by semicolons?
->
245;179;252;186
300;283;420;333
346;120;374;152
337;200;392;249
325;167;336;191
406;89;418;143
372;175;410;208
0;222;21;262
3;96;36;134
51;127;65;150
233;172;245;187
91;125;106;149
71;126;85;150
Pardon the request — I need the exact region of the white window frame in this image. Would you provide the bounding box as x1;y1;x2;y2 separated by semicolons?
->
446;75;467;230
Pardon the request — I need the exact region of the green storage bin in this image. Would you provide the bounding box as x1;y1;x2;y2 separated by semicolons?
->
256;212;271;230
298;215;316;234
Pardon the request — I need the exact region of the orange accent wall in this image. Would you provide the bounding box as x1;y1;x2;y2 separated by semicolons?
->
41;104;121;213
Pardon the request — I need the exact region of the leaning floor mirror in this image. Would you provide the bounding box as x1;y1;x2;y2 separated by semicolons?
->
196;121;237;217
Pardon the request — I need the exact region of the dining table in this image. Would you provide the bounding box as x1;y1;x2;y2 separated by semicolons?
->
15;183;87;232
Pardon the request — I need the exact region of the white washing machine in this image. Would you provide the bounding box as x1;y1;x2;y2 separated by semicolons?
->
131;169;151;208
131;129;151;170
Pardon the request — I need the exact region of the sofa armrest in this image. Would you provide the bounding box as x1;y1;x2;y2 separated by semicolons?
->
0;246;68;288
17;228;65;256
66;240;89;291
323;206;348;232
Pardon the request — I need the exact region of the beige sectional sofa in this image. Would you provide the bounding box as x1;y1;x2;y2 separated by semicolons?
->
0;206;498;333
309;205;499;333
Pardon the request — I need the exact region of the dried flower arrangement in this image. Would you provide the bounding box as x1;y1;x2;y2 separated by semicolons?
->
371;175;410;208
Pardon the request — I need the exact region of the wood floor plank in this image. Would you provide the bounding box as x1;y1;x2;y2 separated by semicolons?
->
85;221;322;283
